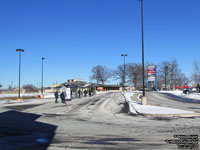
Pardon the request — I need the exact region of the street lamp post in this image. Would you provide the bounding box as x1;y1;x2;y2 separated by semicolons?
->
121;54;127;91
41;57;45;98
165;66;168;90
16;49;24;101
138;0;147;104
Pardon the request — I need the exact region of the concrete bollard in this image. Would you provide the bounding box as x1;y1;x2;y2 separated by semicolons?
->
141;96;147;105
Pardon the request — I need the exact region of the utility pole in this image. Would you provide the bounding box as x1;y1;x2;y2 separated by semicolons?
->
16;49;24;101
138;0;147;105
165;66;168;90
41;57;45;98
121;54;127;91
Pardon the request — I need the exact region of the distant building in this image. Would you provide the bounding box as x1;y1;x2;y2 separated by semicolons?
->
100;85;121;91
46;79;123;97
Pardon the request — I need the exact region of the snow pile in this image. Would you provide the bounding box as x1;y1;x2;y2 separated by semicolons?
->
124;92;195;115
159;90;200;101
96;91;108;95
43;93;54;98
123;92;138;114
0;93;39;98
0;93;54;99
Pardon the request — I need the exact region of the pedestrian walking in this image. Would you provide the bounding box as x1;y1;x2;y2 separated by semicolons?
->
84;90;87;97
54;91;59;103
89;89;91;97
78;90;81;98
60;92;66;104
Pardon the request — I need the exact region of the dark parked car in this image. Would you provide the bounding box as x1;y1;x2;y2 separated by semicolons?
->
183;88;198;94
183;89;189;94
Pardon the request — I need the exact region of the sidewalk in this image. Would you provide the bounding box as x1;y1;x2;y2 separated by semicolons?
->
123;92;200;117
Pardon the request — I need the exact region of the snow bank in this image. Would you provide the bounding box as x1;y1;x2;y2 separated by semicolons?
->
159;90;200;101
123;92;138;114
0;93;54;98
123;92;194;115
43;93;54;98
0;93;39;98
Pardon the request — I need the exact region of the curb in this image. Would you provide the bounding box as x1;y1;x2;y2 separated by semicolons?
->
137;112;200;118
121;92;138;115
122;92;200;118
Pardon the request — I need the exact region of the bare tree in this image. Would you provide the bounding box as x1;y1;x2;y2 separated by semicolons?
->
158;59;188;90
128;63;143;89
191;59;200;84
157;61;170;90
168;59;182;90
22;84;39;93
8;85;13;91
90;65;112;85
113;64;128;88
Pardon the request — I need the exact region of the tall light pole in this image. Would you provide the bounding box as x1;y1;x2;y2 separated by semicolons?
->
121;54;127;91
16;49;24;101
41;57;45;98
138;0;147;104
165;66;168;90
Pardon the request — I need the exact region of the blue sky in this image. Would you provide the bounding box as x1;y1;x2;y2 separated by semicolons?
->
0;0;200;88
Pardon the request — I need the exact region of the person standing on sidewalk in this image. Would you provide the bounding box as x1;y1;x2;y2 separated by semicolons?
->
60;91;66;104
54;91;59;103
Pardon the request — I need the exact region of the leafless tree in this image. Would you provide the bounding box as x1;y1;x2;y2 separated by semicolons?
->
157;61;170;90
8;85;13;91
158;59;188;90
191;59;200;84
128;63;143;89
90;65;112;85
113;64;128;88
22;84;39;93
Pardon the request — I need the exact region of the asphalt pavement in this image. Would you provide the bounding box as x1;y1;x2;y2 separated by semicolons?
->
0;92;199;150
145;92;200;113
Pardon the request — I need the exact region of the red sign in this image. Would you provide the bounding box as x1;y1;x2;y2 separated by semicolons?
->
175;86;190;89
97;87;103;91
148;65;155;81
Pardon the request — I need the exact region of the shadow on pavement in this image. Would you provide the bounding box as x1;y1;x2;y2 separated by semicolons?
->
0;110;57;150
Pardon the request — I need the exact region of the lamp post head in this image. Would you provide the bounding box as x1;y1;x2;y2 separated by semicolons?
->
42;57;45;60
121;54;127;56
16;49;24;52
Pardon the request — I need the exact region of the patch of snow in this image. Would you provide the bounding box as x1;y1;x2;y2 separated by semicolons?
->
159;90;200;101
123;92;138;114
0;93;39;98
123;92;194;115
43;93;54;98
96;91;108;95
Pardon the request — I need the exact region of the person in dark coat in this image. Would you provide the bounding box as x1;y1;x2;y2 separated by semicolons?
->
89;89;91;97
78;90;81;98
84;90;87;97
60;92;66;104
54;91;59;103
